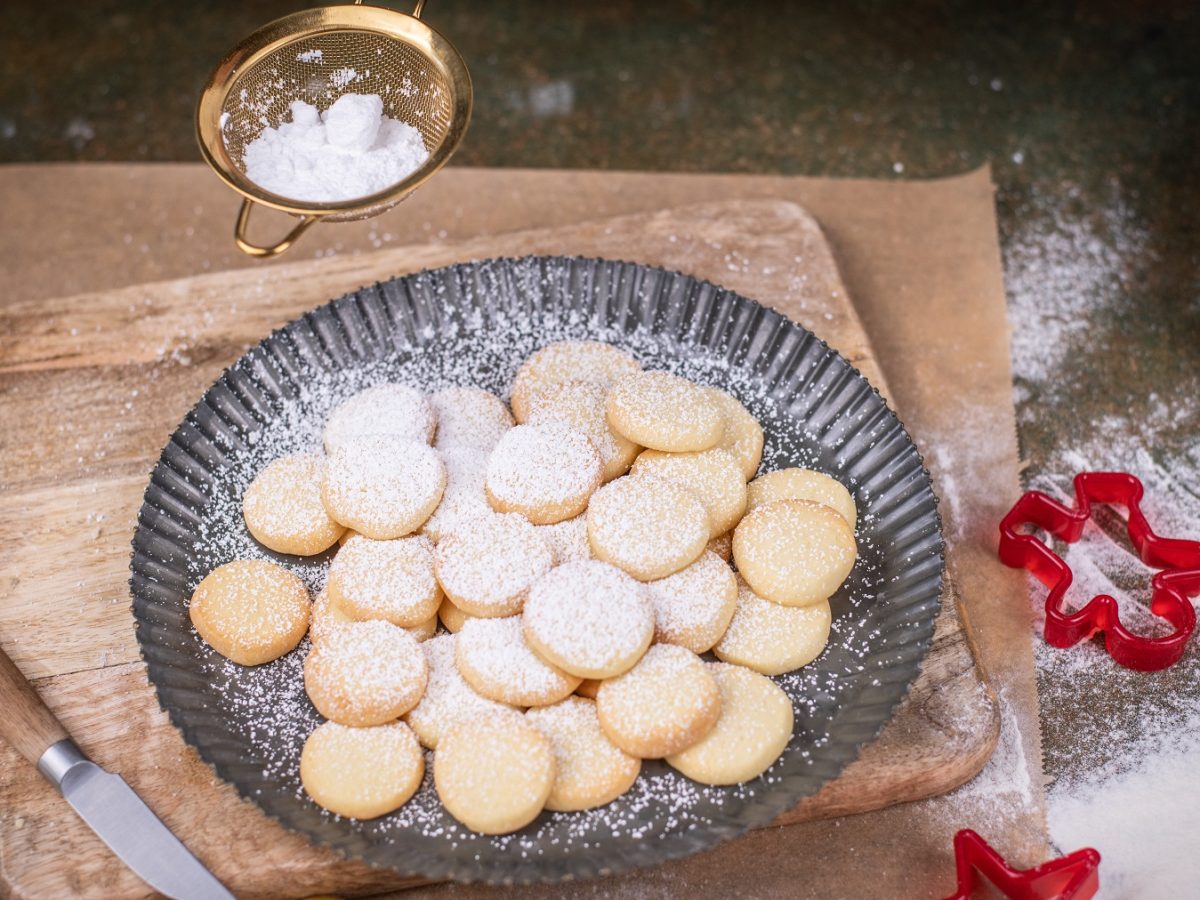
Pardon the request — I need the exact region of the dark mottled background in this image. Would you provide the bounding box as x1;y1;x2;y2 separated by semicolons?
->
2;0;1198;878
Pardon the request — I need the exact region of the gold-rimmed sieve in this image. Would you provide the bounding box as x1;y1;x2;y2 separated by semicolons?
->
196;1;471;258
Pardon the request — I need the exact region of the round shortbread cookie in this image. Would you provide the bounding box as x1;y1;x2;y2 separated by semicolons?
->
434;714;556;835
321;436;446;540
522;560;655;679
707;530;733;563
510;341;641;423
421;445;497;543
437;596;472;633
525;380;640;482
433;513;553;617
645;551;738;654
746;467;858;529
456;615;581;707
189;559;309;666
303;620;429;726
575;679;602;699
587;475;710;581
605;370;724;453
666;662;794;785
484;423;602;525
323;383;436;453
631;447;748;538
242;454;346;556
704;387;764;481
405;635;517;749
535;515;592;565
431;386;514;452
525;697;641;812
713;578;832;675
327;534;440;627
337;529;359;546
595;644;721;758
316;587;438;644
733;499;857;606
300;721;424;819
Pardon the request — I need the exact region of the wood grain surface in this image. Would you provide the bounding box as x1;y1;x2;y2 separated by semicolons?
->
0;200;999;898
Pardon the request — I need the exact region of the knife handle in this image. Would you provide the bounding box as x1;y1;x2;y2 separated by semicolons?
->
0;642;70;770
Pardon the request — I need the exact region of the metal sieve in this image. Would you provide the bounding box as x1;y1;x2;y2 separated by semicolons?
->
196;1;471;258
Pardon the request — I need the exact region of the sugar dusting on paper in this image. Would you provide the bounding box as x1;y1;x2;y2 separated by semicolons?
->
1005;185;1200;896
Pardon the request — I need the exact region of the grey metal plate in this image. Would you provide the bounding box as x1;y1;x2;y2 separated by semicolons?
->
130;256;943;883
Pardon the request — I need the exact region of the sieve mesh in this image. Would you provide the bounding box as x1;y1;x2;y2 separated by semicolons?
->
221;31;453;219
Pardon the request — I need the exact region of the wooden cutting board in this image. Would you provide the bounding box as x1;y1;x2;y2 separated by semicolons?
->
0;200;999;899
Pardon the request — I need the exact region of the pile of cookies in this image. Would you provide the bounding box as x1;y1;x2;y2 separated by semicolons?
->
188;340;858;835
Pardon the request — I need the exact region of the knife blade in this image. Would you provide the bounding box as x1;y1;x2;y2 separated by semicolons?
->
0;645;234;900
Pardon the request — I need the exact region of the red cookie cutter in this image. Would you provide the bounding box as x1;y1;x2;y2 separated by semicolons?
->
942;829;1100;900
998;471;1200;671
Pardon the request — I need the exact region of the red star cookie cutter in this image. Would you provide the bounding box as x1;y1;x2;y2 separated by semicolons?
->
941;829;1100;900
998;471;1200;671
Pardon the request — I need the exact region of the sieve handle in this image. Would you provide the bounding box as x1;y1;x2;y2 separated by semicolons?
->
234;199;319;258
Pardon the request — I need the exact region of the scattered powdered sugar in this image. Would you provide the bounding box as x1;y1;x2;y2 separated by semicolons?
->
243;94;429;202
295;49;323;63
1005;182;1200;889
1047;707;1200;898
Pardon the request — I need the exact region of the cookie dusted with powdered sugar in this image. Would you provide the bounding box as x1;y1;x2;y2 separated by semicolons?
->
713;577;832;675
522;560;654;679
510;341;641;423
434;513;553;617
323;383;436;453
666;662;793;785
484;422;602;525
303;620;428;726
242;454;346;555
525;696;641;812
189;559;310;666
455;615;581;707
434;714;556;835
733;498;857;607
596;644;721;759
606;370;725;452
587;474;710;581
431;386;514;453
321;435;446;540
300;721;424;819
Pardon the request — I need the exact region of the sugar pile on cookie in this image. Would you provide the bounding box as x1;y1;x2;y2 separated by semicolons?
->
188;341;859;833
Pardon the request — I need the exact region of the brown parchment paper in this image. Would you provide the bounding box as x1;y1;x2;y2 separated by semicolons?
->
0;163;1047;897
